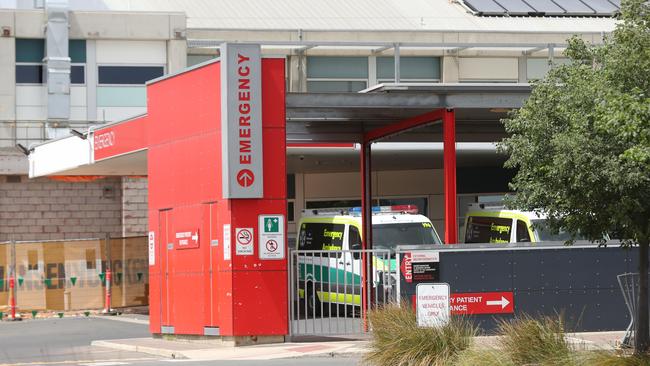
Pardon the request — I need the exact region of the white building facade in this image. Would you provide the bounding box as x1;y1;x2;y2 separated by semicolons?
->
0;0;617;241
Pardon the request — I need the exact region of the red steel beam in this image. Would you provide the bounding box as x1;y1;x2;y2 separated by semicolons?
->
443;108;458;244
363;108;445;143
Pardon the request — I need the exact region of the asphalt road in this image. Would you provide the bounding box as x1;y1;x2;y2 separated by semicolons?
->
0;316;360;366
0;316;153;365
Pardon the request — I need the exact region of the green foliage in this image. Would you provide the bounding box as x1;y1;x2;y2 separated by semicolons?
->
499;0;650;244
363;303;476;366
497;314;573;365
580;351;650;366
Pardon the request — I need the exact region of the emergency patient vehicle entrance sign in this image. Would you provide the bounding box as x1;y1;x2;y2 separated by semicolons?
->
416;283;450;328
258;215;285;260
235;227;254;255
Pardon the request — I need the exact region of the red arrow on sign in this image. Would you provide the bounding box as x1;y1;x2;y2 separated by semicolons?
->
450;292;514;315
236;169;255;187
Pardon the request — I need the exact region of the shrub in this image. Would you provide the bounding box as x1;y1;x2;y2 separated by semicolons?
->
497;314;573;365
363;302;476;366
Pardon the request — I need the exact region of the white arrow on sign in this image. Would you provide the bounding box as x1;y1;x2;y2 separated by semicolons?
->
191;232;198;243
486;296;510;309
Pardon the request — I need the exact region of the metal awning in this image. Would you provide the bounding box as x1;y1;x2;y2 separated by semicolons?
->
286;83;530;142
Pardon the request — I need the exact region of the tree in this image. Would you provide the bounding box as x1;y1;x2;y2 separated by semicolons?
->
499;0;650;353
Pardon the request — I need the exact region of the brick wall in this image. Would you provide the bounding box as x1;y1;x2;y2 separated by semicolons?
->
121;176;148;237
0;176;124;241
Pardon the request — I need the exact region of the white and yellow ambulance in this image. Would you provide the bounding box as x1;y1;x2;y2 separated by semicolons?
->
296;205;442;314
463;203;582;244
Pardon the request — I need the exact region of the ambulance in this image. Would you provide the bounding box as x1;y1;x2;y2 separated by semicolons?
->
463;203;585;243
296;205;442;315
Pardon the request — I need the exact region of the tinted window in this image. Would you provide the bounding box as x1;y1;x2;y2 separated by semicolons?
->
349;226;362;249
465;216;512;243
372;222;441;249
98;66;164;85
71;65;85;84
307;80;367;93
287;174;295;199
377;57;441;80
287;201;295;222
516;220;531;242
16;64;43;83
16;39;44;63
298;222;345;251
307;56;368;79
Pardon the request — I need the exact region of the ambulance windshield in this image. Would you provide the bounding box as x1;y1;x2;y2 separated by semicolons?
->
371;222;441;249
532;219;587;242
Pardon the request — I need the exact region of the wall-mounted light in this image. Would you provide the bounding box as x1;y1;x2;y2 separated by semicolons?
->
1;26;11;37
70;129;87;139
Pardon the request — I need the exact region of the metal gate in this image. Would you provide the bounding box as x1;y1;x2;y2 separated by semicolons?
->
288;249;394;336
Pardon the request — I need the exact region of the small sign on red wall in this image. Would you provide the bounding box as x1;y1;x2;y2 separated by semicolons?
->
175;229;199;249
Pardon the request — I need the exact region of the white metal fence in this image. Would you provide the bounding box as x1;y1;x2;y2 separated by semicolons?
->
288;249;395;336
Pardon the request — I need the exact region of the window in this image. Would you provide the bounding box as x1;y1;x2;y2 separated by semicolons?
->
16;64;44;84
372;222;441;249
464;216;512;244
16;39;86;84
16;39;44;63
187;54;217;67
531;219;587;242
306;56;368;92
98;66;165;85
71;65;85;84
287;201;295;223
377;57;441;82
349;226;362;250
526;58;571;81
516;220;531;242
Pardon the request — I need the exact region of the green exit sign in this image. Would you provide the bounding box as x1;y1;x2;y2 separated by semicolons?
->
264;217;279;233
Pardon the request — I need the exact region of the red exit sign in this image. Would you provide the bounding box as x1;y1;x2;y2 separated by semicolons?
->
450;292;514;315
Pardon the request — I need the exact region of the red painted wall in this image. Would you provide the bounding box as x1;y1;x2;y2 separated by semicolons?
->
146;58;287;336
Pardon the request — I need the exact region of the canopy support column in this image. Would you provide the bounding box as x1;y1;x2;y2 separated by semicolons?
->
443;108;458;244
360;141;372;331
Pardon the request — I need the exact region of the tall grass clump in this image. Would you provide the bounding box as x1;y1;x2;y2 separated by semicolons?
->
363;302;476;366
497;314;574;365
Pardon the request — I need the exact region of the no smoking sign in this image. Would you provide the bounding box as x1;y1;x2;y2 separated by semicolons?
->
235;228;254;255
258;215;285;260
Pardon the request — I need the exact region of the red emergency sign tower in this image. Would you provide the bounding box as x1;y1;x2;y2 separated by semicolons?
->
93;44;288;343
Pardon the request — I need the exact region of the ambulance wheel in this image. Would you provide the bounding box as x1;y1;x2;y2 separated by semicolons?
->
306;282;322;316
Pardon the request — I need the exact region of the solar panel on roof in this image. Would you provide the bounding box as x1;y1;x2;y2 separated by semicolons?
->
493;0;535;14
523;0;565;14
463;0;506;14
462;0;618;16
553;0;595;14
584;0;619;14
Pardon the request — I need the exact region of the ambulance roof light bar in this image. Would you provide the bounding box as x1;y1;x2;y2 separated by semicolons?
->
301;208;350;216
302;205;419;217
349;205;419;215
